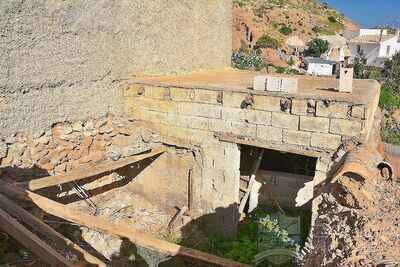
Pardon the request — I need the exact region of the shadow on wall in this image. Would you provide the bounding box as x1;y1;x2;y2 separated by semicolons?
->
0;163;241;266
37;156;157;205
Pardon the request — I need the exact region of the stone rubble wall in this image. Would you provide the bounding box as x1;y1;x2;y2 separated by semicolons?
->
0;115;157;181
0;0;232;139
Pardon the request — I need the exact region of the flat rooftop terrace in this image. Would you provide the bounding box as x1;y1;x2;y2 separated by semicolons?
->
134;70;380;104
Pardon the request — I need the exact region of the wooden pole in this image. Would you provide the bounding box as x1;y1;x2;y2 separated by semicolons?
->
0;193;106;266
20;146;166;191
0;208;73;267
0;181;249;267
238;149;265;215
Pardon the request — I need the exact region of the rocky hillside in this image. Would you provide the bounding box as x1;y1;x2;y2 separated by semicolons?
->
232;0;360;67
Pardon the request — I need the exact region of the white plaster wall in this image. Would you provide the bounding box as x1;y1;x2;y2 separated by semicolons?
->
359;29;387;36
307;63;334;76
348;43;380;66
378;37;400;58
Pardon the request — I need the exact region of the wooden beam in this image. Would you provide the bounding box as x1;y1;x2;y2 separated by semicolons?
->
21;146;166;191
0;193;106;266
0;182;249;267
216;132;324;158
0;208;73;267
238;149;264;215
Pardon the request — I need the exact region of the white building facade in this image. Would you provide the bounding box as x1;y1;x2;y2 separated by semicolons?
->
302;58;340;76
346;29;400;68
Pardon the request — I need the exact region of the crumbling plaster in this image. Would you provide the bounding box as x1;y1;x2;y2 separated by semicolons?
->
0;0;232;139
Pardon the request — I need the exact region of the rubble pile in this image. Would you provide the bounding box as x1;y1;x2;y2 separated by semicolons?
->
306;144;400;266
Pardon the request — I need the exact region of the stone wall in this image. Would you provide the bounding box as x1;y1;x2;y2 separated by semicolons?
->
124;82;379;236
0;0;232;139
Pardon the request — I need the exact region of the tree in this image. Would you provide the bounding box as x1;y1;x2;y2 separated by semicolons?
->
353;50;371;79
304;38;329;58
382;51;400;91
254;35;282;50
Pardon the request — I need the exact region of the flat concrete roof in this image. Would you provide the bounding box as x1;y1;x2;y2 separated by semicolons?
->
134;69;380;104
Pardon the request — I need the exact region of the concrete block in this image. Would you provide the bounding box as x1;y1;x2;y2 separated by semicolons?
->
253;95;281;112
222;107;246;122
130;107;149;121
253;76;298;93
144;86;168;100
283;129;311;146
170;87;195;102
271;113;299;130
124;84;143;97
188;116;209;130
256;125;282;142
148;99;176;113
231;122;256;137
223;92;249;107
330;119;362;136
244;109;272;125
198;104;222;119
208;118;232;132
253;76;267;91
316;101;349;119
195;89;220;104
351;105;366;119
148;111;168;124
291;99;308;115
339;68;353;93
300;116;330;133
177;102;199;116
311;133;342;150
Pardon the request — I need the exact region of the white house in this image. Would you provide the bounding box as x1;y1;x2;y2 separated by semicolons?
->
301;58;340;76
343;29;388;40
346;29;400;67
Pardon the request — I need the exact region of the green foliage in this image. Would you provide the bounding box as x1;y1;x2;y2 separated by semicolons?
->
353;50;371;79
311;26;321;33
179;208;311;265
279;25;293;35
287;57;295;66
379;86;400;111
382;51;400;92
304;38;329;57
286;68;301;75
254;35;282;49
276;67;286;73
239;40;251;56
328;16;337;23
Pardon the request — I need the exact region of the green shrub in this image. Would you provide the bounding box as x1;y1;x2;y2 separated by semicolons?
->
279;25;293;35
287;69;301;75
254;35;282;49
276;67;286;73
328;16;337;23
382;51;400;91
287;57;295;66
304;38;329;57
311;26;321;33
379;86;400;111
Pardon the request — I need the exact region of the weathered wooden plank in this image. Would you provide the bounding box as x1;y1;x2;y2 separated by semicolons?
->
22;146;166;191
238;149;264;215
0;208;73;267
0;181;249;267
0;193;106;266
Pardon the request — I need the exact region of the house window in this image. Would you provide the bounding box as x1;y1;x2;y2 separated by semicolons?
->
357;45;362;54
386;45;391;56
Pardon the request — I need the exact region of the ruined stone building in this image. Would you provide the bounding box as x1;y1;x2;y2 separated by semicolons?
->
0;1;399;266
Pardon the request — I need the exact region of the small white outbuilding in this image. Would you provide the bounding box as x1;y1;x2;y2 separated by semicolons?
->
302;58;340;76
